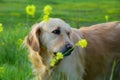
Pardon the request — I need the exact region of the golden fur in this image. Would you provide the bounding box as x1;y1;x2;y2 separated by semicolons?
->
24;18;120;80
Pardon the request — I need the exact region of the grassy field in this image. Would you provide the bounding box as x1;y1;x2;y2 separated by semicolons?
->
0;0;120;80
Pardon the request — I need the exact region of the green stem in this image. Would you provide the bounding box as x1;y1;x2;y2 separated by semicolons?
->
63;45;77;56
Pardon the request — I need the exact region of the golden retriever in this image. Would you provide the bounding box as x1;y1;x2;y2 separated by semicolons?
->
24;18;120;80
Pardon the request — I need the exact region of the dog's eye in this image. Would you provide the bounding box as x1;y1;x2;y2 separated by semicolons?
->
52;29;60;35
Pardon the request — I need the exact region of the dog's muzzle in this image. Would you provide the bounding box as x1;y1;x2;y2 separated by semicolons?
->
54;43;73;56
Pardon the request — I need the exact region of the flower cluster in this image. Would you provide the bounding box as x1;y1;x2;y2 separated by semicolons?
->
26;5;36;17
76;39;88;48
50;52;64;67
50;39;88;67
0;23;3;32
43;5;52;22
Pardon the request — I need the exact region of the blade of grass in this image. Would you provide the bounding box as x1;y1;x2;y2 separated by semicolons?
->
110;58;117;80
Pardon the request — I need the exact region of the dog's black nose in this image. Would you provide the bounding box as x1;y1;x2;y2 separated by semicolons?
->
65;43;73;50
53;52;57;55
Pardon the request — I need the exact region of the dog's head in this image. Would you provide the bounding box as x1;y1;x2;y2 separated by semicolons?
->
25;18;74;66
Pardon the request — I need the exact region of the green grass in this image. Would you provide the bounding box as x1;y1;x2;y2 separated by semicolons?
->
0;0;120;80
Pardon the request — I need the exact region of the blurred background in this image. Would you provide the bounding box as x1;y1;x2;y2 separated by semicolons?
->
0;0;120;80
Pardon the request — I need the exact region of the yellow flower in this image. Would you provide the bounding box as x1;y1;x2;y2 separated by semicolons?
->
76;39;88;48
43;15;49;22
43;5;52;15
56;52;64;60
50;59;57;67
17;39;23;45
26;5;36;17
0;23;3;32
50;52;64;67
105;15;109;22
43;5;52;22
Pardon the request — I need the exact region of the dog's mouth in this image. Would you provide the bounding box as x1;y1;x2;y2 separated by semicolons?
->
54;48;74;57
62;48;74;56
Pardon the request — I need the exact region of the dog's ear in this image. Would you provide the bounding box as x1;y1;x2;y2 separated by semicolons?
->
25;25;41;52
